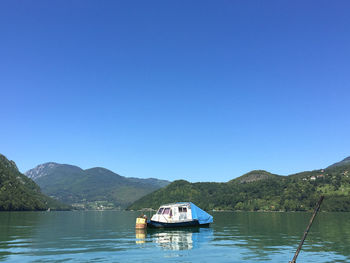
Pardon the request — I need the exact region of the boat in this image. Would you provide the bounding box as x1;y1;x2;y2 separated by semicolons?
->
145;202;213;228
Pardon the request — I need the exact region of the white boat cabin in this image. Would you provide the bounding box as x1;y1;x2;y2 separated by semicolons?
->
151;203;193;223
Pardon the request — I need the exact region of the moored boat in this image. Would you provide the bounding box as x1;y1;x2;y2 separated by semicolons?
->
146;202;213;228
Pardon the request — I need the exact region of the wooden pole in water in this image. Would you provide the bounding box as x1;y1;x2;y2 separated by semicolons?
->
289;195;324;263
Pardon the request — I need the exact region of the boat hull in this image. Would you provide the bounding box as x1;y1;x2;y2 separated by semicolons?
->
147;219;210;228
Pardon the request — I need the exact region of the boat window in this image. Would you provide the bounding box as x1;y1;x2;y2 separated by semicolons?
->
162;208;170;215
157;208;164;214
179;207;187;213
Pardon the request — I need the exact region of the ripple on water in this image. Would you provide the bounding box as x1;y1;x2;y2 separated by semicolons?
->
0;211;349;262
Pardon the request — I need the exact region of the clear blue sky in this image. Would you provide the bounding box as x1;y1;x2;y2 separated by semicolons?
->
1;1;350;182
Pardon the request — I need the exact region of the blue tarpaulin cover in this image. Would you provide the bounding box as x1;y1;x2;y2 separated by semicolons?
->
190;202;213;224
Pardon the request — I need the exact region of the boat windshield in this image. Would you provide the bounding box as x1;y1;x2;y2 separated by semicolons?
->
162;208;170;215
157;208;164;214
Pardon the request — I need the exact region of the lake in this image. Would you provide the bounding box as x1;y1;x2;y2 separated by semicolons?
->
0;211;349;262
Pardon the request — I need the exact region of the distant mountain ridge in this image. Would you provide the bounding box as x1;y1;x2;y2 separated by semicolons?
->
327;156;350;168
0;154;69;211
129;156;350;212
26;162;82;180
25;162;170;209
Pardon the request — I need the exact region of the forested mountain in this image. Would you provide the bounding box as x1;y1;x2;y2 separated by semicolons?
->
128;157;350;212
229;170;282;184
0;154;70;211
327;156;350;168
25;163;170;209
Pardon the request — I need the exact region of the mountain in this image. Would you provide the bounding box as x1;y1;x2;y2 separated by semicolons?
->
26;162;83;181
229;170;281;184
327;156;350;168
128;157;350;212
0;154;70;211
25;163;170;209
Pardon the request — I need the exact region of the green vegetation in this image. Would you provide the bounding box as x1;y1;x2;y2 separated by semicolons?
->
128;161;350;212
26;163;170;209
4;153;350;212
0;154;70;211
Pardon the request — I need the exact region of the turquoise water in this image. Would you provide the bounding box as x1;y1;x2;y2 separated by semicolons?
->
0;211;349;262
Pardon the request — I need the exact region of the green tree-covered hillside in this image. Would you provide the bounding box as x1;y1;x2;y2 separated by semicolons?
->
128;159;350;212
0;154;70;211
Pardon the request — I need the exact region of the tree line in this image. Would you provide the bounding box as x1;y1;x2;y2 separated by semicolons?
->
128;165;350;212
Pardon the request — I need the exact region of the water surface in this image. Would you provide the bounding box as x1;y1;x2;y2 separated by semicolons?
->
0;211;349;262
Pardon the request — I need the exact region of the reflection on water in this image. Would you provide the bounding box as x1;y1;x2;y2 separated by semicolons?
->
1;211;350;262
212;212;350;262
136;228;213;250
135;229;146;244
154;230;194;250
0;212;40;261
